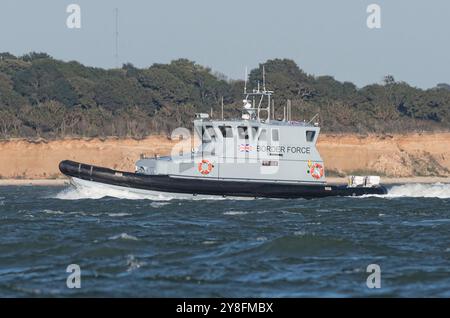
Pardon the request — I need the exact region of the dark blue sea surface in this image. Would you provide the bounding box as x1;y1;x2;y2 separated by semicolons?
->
0;183;449;297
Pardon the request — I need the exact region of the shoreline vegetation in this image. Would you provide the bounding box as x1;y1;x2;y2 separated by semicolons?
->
1;52;450;140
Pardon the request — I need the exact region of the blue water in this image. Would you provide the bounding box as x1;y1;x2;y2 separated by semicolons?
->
0;184;449;297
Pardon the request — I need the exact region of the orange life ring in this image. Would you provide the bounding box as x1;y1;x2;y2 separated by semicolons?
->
198;159;213;175
311;163;324;179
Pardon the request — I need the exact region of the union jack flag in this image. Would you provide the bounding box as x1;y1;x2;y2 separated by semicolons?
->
239;144;252;152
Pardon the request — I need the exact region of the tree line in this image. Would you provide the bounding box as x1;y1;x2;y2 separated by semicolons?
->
0;52;449;139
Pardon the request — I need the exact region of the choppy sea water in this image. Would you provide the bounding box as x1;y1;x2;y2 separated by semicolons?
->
0;183;449;297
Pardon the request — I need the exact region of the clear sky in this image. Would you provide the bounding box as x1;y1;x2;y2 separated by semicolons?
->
1;0;449;88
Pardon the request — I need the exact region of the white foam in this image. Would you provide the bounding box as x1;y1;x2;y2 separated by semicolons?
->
54;178;450;201
109;233;139;241
42;209;65;215
55;180;167;200
202;240;217;245
223;211;248;215
359;183;450;199
54;177;253;201
386;183;450;199
150;202;170;208
126;255;146;272
107;212;132;217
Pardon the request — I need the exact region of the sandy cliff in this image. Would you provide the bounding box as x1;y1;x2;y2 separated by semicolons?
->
319;133;450;177
0;133;449;179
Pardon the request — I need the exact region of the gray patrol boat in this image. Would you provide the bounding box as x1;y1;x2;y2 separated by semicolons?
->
59;70;387;199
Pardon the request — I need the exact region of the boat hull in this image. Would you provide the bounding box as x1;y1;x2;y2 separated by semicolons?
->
59;160;388;199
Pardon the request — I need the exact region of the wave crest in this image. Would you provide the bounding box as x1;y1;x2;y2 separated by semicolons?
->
386;183;450;198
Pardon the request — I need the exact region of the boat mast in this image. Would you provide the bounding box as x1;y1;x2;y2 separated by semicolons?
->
242;64;273;122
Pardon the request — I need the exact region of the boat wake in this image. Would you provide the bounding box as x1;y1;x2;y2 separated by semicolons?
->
385;183;450;199
54;183;168;200
357;183;450;199
54;178;450;200
54;178;252;201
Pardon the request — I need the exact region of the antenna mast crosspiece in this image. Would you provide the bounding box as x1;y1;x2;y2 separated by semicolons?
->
241;64;273;122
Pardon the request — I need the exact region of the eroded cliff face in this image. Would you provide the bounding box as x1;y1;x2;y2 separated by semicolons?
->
0;133;449;179
318;133;450;177
0;136;178;179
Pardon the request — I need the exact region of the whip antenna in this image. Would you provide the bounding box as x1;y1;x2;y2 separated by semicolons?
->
262;65;266;91
244;66;248;94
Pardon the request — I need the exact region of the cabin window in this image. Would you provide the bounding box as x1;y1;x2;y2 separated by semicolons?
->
251;127;259;139
258;129;267;141
237;126;249;139
203;125;216;141
219;125;233;138
306;130;316;142
271;129;279;142
201;126;207;141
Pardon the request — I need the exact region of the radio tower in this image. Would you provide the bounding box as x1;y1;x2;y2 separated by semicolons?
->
114;8;119;68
